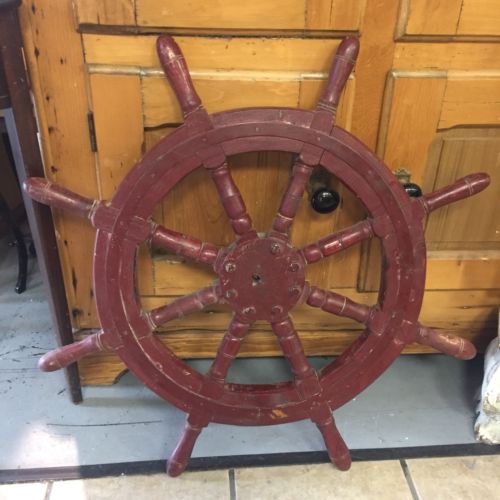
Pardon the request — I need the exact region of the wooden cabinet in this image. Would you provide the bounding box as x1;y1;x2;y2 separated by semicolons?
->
398;0;500;37
74;0;365;31
19;0;500;384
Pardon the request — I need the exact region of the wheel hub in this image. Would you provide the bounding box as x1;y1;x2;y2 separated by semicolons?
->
219;236;305;321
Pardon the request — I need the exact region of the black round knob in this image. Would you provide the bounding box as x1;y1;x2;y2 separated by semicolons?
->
402;182;422;198
311;188;340;214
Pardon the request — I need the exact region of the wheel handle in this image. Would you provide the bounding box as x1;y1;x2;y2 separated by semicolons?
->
156;36;202;117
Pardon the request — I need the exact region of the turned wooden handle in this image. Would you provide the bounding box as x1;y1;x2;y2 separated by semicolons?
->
156;35;202;117
23;177;95;218
38;333;105;372
167;420;204;477
317;37;360;113
421;173;490;214
316;415;351;471
416;326;476;360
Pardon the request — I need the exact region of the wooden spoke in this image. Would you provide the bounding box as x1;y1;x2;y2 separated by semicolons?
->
416;325;476;360
24;177;98;219
418;173;490;215
207;161;255;237
206;316;252;384
300;219;374;264
271;38;360;237
150;224;221;267
272;161;314;236
180;317;251;397
146;284;221;329
38;330;109;372
157;38;254;237
156;34;225;478
306;286;373;324
271;316;320;399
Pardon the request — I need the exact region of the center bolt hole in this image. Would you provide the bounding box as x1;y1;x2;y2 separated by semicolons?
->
252;273;263;286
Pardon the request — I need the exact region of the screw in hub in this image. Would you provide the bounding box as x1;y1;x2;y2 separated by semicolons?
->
242;306;256;317
271;305;283;315
225;262;236;273
288;262;300;272
270;243;281;255
225;289;238;299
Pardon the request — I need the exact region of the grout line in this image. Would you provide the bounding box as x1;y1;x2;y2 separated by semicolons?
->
228;468;236;500
43;481;53;500
400;460;420;500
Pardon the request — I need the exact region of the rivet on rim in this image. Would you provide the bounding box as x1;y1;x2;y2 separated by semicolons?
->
242;306;256;316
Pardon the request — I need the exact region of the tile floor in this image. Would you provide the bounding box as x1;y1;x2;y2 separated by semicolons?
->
1;455;500;500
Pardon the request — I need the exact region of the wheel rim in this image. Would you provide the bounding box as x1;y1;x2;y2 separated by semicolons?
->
25;35;487;475
94;108;426;426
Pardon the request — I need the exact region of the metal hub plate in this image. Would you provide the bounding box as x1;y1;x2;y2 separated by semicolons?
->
219;236;305;321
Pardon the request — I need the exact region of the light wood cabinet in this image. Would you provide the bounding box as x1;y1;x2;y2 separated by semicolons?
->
19;0;500;384
399;0;500;37
74;0;365;31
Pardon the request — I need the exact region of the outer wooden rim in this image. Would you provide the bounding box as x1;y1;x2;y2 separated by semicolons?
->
93;108;426;426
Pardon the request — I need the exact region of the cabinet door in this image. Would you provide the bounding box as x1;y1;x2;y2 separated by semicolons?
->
360;67;500;347
85;34;363;350
21;0;370;369
363;71;500;288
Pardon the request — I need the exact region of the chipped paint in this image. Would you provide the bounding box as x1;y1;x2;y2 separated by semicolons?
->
271;408;287;419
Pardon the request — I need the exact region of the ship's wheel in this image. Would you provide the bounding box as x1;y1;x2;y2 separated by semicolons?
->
25;35;489;476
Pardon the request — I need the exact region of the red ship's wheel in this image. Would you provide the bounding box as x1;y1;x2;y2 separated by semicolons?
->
25;36;489;476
